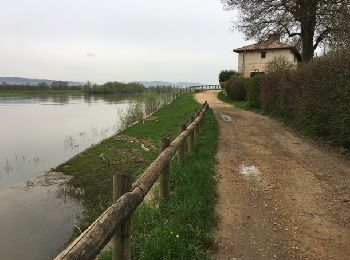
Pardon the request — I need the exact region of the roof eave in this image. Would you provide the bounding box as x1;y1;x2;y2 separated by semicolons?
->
233;47;294;53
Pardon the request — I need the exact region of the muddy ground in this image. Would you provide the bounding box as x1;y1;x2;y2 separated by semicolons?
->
195;91;350;260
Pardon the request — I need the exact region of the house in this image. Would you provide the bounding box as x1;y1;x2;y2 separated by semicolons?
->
233;40;301;77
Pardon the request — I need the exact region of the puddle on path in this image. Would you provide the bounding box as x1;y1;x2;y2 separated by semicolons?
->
221;114;232;121
239;162;263;186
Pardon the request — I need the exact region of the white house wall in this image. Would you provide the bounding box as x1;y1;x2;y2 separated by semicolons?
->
237;49;298;77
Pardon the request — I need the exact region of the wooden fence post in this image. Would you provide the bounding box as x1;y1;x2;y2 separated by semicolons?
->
160;137;170;200
188;116;194;153
112;174;132;260
178;124;186;165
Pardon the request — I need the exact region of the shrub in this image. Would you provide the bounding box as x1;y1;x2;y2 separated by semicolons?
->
224;78;247;101
219;70;240;83
118;93;163;129
245;75;261;108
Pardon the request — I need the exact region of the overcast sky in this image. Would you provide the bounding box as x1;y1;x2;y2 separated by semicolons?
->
0;0;250;84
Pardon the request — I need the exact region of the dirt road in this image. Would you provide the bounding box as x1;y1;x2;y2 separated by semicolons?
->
195;91;350;260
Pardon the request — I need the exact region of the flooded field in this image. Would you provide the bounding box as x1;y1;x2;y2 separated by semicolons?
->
0;94;133;259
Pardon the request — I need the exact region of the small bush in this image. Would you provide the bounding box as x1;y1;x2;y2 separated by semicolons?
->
118;93;163;129
245;75;261;108
224;78;247;101
219;70;240;83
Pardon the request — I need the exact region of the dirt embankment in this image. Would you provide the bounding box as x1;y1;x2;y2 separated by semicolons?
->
195;91;350;260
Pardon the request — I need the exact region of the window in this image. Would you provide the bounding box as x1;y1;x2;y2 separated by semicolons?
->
261;52;267;58
251;71;264;77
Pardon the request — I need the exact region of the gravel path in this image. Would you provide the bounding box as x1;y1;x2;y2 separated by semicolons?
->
195;90;350;260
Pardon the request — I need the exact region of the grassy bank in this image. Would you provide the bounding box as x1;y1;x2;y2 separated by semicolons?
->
0;89;84;96
56;93;218;259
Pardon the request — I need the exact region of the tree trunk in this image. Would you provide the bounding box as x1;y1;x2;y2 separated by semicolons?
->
299;0;317;62
301;24;315;61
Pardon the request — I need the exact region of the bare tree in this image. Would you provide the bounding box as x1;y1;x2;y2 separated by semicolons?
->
222;0;350;61
328;6;350;49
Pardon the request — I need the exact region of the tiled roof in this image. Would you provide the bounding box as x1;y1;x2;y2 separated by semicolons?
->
233;40;296;52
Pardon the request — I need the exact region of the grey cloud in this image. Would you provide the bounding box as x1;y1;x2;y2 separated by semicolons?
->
0;0;247;84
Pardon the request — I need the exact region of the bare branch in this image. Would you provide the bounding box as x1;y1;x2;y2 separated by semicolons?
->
313;28;331;50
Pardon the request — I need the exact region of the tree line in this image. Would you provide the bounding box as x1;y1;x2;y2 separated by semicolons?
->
0;80;178;94
0;81;81;90
83;81;175;94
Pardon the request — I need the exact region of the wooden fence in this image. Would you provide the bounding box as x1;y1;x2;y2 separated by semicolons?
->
171;85;220;100
55;100;210;260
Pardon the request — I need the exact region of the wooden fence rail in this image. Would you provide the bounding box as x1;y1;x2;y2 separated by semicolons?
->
55;101;209;260
172;85;220;101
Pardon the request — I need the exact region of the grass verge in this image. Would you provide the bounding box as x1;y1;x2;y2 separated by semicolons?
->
56;93;218;259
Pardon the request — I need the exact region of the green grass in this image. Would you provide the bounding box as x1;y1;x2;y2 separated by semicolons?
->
0;89;84;96
217;92;262;112
56;93;218;259
217;92;248;109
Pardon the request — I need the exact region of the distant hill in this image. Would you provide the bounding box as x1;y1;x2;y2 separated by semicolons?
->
135;81;204;88
0;77;84;86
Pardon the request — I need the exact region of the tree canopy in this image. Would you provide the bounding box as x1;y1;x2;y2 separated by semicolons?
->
222;0;350;61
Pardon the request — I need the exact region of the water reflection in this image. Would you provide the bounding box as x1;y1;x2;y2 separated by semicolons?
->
0;182;83;260
0;93;134;260
0;93;135;106
0;94;132;190
0;92;170;259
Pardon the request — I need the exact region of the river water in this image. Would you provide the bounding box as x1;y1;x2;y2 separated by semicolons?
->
0;94;132;259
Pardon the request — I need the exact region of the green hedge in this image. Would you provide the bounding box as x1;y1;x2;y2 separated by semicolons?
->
257;50;350;149
222;78;247;101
